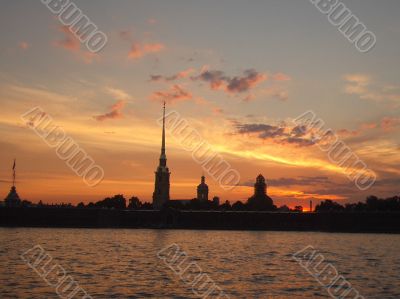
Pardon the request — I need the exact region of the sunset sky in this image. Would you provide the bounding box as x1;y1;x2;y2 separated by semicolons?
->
0;0;399;208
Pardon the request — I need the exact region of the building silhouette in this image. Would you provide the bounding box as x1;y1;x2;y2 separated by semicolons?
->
247;174;275;210
212;196;220;206
197;175;209;202
152;102;170;209
4;159;21;207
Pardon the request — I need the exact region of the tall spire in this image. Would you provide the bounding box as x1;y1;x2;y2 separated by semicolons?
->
12;158;16;187
153;101;170;209
161;101;166;156
159;101;167;167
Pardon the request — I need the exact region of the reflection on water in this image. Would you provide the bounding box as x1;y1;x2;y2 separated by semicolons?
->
0;228;399;298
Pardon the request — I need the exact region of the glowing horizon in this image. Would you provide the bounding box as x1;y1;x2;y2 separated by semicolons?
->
1;1;399;209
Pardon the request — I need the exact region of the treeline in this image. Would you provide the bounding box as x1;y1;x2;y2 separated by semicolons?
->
76;195;152;210
8;195;400;212
316;196;400;212
76;196;297;212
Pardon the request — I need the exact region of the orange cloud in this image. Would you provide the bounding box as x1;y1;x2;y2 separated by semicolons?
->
150;84;192;104
128;42;165;59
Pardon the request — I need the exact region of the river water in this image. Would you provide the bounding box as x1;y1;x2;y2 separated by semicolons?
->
0;228;399;298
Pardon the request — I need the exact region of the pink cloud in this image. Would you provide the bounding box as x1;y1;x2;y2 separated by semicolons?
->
381;117;400;131
338;116;400;138
272;72;291;81
54;26;80;52
143;43;164;52
150;84;192;104
120;30;165;60
128;43;143;59
261;86;289;101
18;42;30;50
243;94;255;102
337;129;360;137
343;74;370;95
176;68;195;79
361;122;378;130
212;107;224;115
128;42;165;59
119;30;133;41
94;100;126;121
53;26;99;64
343;74;400;104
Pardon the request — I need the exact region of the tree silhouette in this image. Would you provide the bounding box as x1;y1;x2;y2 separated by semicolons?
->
128;196;142;209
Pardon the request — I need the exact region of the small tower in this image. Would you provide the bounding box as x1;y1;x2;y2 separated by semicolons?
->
197;175;209;202
254;174;267;197
4;159;21;207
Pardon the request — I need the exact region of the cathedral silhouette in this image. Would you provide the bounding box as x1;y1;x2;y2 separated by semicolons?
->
151;103;275;210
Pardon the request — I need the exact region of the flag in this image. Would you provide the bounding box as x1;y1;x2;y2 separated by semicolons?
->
13;159;16;170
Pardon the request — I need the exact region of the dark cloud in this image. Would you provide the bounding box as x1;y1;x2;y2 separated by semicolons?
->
193;70;227;90
236;124;286;138
150;69;195;82
285;136;316;147
291;125;307;137
192;69;267;94
226;69;267;93
234;122;317;147
310;187;356;196
150;75;163;81
374;178;400;186
239;176;332;188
